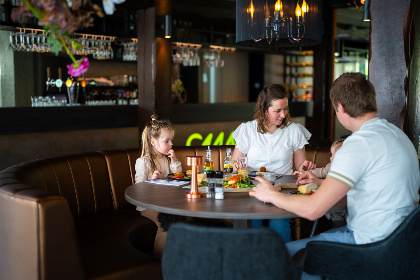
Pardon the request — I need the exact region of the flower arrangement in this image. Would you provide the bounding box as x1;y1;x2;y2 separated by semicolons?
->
11;0;125;77
171;79;187;104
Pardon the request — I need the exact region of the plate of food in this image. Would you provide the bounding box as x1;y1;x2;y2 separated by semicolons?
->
285;183;318;194
248;166;267;178
167;171;191;181
223;174;254;192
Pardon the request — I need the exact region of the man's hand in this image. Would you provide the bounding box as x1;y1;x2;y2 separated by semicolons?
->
296;171;323;186
249;176;279;203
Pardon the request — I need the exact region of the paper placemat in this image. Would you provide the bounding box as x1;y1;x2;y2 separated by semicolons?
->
145;179;189;186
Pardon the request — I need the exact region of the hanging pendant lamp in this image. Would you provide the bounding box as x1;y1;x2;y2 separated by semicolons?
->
236;0;323;48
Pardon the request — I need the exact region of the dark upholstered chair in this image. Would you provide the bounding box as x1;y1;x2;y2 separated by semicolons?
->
161;223;306;280
303;206;420;280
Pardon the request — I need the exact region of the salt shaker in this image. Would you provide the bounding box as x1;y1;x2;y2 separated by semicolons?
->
206;171;215;199
214;171;224;199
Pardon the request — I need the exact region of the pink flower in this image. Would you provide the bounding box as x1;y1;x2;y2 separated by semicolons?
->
67;57;89;77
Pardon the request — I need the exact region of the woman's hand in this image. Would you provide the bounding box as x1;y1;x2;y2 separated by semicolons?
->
296;171;323;186
298;160;316;171
249;176;278;203
152;170;163;180
167;149;178;163
233;160;238;172
232;146;245;173
292;170;304;176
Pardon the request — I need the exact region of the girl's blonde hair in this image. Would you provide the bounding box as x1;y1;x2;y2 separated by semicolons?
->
141;114;174;176
332;139;344;152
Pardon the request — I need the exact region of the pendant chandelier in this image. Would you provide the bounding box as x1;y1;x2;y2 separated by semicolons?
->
354;0;370;22
236;0;323;48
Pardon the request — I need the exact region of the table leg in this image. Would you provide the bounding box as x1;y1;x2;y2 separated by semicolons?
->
310;219;319;237
234;219;252;228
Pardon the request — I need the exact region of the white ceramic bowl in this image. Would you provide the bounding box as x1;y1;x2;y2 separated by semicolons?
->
258;172;276;184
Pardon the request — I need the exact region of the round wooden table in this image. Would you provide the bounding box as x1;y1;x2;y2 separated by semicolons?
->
125;175;347;229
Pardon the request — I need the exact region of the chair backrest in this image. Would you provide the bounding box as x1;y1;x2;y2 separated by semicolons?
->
305;205;420;280
162;223;304;280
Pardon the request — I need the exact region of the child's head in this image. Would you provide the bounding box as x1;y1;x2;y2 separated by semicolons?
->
141;114;174;160
330;139;344;163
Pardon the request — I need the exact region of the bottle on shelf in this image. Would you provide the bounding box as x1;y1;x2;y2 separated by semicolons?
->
223;148;233;179
203;146;214;172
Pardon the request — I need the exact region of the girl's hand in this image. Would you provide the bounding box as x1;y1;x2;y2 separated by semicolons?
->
152;170;162;180
168;149;178;163
296;171;323;186
299;160;316;171
292;170;304;176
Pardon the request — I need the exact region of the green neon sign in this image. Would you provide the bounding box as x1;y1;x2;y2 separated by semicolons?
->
185;131;236;146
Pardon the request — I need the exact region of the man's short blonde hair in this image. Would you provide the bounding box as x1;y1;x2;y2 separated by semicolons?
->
330;73;377;117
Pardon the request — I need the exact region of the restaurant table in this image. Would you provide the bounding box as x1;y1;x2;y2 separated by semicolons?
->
125;175;347;229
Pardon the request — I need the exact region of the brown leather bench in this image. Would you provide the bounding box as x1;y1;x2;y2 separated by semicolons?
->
0;145;330;280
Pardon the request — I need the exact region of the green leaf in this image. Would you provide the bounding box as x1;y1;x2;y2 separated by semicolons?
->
72;41;82;51
46;35;56;46
51;41;62;56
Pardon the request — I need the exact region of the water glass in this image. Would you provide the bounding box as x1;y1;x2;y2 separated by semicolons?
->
237;157;248;177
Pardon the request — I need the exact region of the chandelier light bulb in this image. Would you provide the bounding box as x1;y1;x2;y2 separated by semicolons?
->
248;0;255;24
295;2;302;23
275;0;283;18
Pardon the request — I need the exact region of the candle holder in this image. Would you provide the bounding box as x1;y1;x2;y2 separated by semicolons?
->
185;156;203;198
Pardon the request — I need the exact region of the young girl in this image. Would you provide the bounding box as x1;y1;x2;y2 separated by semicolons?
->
293;139;344;179
135;115;187;259
293;139;347;227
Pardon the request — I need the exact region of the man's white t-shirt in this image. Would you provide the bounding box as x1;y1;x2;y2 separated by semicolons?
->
328;118;419;244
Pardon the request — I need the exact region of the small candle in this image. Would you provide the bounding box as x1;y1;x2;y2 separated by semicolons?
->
295;3;302;23
248;0;255;24
264;1;270;27
302;0;308;22
274;0;283;20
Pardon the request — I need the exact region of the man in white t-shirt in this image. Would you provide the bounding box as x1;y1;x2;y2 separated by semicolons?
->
249;72;420;280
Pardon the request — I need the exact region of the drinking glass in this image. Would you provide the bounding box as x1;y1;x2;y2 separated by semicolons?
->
237;157;248;177
17;33;26;51
6;32;15;50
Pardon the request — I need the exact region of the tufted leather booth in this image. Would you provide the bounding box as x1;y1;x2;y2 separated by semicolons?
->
0;145;330;280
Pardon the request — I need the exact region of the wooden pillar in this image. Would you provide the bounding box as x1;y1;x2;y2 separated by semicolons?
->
407;1;419;149
369;0;409;128
305;0;334;145
137;1;173;141
137;7;156;139
155;0;173;120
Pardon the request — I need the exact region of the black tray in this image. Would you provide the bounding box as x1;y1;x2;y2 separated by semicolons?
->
167;173;191;181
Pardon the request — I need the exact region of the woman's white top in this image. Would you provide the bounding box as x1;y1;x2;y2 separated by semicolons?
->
232;120;311;175
135;156;182;183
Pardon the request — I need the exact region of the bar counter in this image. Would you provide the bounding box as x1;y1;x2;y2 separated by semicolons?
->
0;101;313;134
